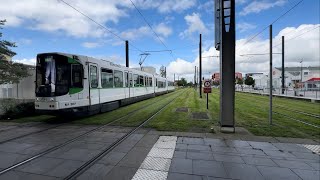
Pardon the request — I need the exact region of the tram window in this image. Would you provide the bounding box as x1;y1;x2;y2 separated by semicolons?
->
125;72;128;87
138;75;144;87
149;77;152;87
133;74;139;87
101;68;113;88
71;64;83;88
114;70;123;88
90;65;98;88
129;73;133;87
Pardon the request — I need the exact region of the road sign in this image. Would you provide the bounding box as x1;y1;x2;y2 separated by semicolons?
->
203;80;212;93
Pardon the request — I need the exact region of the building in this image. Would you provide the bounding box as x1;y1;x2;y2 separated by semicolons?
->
212;72;242;82
0;64;35;99
272;66;320;89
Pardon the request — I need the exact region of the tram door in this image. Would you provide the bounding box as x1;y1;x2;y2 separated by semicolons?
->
124;71;130;98
89;63;100;106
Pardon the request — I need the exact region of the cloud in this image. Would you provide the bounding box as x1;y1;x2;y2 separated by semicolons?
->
133;0;197;13
81;42;101;48
237;22;256;33
180;13;208;39
13;58;36;66
0;0;130;38
166;24;319;82
240;0;287;16
155;23;172;38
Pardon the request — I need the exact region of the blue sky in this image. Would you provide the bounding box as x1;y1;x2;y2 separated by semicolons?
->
1;0;319;81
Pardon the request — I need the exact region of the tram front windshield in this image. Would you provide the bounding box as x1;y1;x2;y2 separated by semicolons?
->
36;54;70;97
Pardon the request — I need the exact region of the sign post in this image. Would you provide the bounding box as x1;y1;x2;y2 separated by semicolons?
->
203;80;212;109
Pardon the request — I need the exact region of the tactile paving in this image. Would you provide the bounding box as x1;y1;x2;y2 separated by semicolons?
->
301;144;320;154
147;148;175;159
140;157;171;171
154;141;176;149
131;169;168;180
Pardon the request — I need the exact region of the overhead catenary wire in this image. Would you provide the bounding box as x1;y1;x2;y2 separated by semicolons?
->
59;0;144;53
129;0;176;61
237;0;304;53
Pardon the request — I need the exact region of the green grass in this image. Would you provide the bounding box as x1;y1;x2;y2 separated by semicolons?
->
145;88;215;132
3;87;319;139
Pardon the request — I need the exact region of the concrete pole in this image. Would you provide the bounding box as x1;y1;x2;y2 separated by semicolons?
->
269;25;273;125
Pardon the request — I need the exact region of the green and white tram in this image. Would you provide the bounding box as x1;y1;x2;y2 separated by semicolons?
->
35;52;174;116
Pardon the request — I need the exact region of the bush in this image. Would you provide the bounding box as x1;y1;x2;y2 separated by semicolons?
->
0;99;35;119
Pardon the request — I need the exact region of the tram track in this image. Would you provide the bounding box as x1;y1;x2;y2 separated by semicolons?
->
0;90;181;176
65;90;182;179
0;91;178;145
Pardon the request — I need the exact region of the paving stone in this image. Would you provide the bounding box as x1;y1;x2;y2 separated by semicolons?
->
182;137;205;145
45;160;84;178
211;146;238;153
56;148;101;161
240;136;279;143
248;141;279;151
167;172;202;180
263;150;295;158
242;156;278;166
307;162;320;170
173;151;187;158
99;152;126;166
17;157;64;174
213;154;244;163
135;135;159;148
118;146;151;168
68;141;110;150
132;169;167;180
223;162;264;180
187;152;214;160
0;142;35;153
77;163;114;180
192;160;227;178
104;166;137;180
140;157;171;171
18;145;50;155
204;138;228;147
275;137;318;144
148;147;175;159
187;144;211;151
257;166;301;180
225;140;251;148
176;143;188;150
291;169;320;180
236;148;266;156
273;143;313;153
273;159;314;170
0;171;59;180
169;158;193;174
0;152;30;169
291;151;320;160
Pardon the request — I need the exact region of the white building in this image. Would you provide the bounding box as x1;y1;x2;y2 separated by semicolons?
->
272;66;320;89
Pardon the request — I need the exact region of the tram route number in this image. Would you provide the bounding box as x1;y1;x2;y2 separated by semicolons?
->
203;80;212;93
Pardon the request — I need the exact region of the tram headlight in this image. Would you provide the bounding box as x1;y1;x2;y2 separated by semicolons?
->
50;98;54;101
36;98;39;101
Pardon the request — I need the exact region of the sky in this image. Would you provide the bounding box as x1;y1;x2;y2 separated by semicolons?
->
1;0;319;82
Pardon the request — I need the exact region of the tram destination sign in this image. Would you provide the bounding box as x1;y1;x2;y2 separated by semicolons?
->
203;80;212;93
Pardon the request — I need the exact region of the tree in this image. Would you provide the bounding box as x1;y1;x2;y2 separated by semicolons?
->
0;20;30;85
236;77;243;85
177;78;187;86
245;76;255;87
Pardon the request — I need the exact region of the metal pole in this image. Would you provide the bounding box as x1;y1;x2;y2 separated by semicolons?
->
199;34;202;98
126;40;129;68
194;66;196;88
281;36;285;94
207;93;209;109
165;67;166;78
300;60;303;83
219;0;235;131
269;25;273;125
